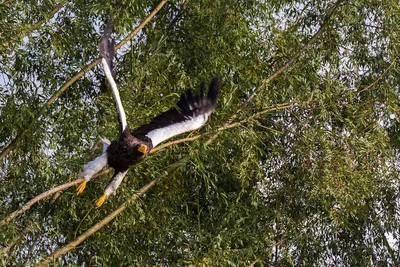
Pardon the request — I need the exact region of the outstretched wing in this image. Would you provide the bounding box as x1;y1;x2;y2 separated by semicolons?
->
132;77;220;147
100;16;127;134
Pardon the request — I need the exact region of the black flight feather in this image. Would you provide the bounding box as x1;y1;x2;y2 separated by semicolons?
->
99;15;115;76
132;76;220;139
100;16;127;134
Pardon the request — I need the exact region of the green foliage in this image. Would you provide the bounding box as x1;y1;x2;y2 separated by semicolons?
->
1;0;400;265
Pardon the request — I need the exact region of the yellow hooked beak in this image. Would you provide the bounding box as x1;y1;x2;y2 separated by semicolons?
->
138;144;148;154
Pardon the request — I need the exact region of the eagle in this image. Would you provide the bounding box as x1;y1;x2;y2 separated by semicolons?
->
76;21;220;207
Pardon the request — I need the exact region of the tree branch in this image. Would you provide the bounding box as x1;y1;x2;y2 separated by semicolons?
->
0;0;169;162
357;57;398;94
1;190;63;261
1;102;299;226
37;163;179;266
206;0;344;145
2;2;67;48
0;223;33;256
370;209;399;266
0;0;15;7
0;169;110;227
155;102;298;150
247;258;260;267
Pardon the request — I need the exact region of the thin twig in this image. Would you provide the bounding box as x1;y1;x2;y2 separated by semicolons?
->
23;226;42;266
23;191;63;266
243;200;285;267
31;3;66;31
1;192;63;262
206;0;344;145
1;192;62;260
0;223;33;256
357;57;398;94
154;103;294;156
2;2;67;47
370;208;399;266
151;134;203;153
245;0;343;114
161;102;298;149
253;121;283;135
115;0;168;50
0;0;169;162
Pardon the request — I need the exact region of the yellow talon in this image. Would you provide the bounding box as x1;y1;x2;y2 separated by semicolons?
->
95;194;107;208
76;180;87;195
138;144;147;154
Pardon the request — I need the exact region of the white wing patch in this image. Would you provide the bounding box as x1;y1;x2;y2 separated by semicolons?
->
146;114;209;147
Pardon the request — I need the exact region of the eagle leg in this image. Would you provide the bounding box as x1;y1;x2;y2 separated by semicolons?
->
76;138;110;195
76;180;87;195
95;194;107;208
95;170;128;207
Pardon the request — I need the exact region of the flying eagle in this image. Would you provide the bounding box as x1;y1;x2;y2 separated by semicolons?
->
76;21;220;207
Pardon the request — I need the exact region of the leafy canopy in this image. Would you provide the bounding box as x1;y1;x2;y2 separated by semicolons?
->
0;0;399;265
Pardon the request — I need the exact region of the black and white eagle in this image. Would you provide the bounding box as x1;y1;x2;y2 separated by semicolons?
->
76;21;220;207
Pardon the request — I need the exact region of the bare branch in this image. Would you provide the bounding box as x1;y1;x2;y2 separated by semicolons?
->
1;102;299;226
37;163;179;266
0;169;111;227
0;0;169;162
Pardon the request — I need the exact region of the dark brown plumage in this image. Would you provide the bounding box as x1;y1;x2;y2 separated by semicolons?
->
106;128;153;173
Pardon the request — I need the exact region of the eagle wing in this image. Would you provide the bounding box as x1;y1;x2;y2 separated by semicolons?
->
100;17;127;134
132;77;220;147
